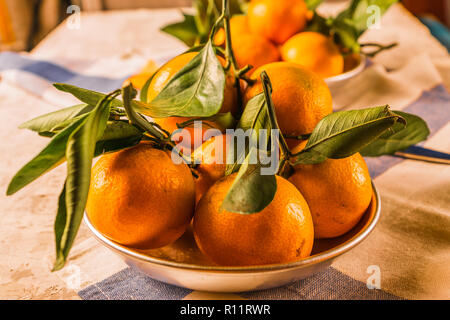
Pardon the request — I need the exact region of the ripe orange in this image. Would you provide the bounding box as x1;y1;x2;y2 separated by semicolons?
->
126;60;158;90
153;117;222;154
244;62;333;147
214;15;280;69
147;52;237;115
147;52;237;151
247;0;310;44
191;134;230;204
86;143;195;249
289;142;373;238
214;15;249;46
232;33;280;69
194;174;314;266
281;32;344;78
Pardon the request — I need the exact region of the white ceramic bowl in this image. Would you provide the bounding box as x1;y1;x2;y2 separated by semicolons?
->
325;54;366;97
84;182;380;293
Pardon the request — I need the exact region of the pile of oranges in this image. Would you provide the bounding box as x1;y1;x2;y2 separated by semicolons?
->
86;0;374;267
214;0;345;78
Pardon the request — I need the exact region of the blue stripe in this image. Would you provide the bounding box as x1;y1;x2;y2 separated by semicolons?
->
78;266;401;300
402;145;450;160
0;51;127;93
241;267;402;300
78;267;192;300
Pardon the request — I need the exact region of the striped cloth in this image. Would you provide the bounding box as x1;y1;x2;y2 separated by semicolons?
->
0;4;449;300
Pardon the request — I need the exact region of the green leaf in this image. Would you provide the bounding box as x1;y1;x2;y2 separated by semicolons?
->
177;112;237;130
161;0;246;45
238;92;270;130
94;121;143;155
94;135;142;156
213;0;243;15
194;0;219;40
331;19;361;53
53;84;151;117
208;112;236;129
305;0;324;10
291;105;405;165
7;118;142;197
101;121;142;140
221;71;279;214
139;45;207;104
161;13;199;47
225;93;269;175
360;111;429;156
6;115;88;196
19;104;93;133
139;68;159;103
324;0;398;53
53;94;114;270
54;84;122;107
149;41;226;118
306;12;332;35
221;148;277;214
53;183;68;271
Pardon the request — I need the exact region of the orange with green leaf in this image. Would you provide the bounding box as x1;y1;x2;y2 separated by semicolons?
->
6;0;430;271
161;0;399;78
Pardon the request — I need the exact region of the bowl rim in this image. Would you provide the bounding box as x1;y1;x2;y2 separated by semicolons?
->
84;181;380;273
325;53;366;84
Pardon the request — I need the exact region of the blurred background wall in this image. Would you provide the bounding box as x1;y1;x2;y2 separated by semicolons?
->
0;0;449;52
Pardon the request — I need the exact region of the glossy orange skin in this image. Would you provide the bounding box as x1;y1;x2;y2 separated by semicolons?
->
214;15;280;69
281;32;344;78
153;117;223;155
289;142;372;238
126;60;158;90
194;174;314;266
86;144;195;249
247;0;309;44
214;15;249;46
232;33;280;69
244;62;333;140
191;134;232;204
147;52;237;151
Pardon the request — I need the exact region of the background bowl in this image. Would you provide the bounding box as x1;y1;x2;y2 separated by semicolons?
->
325;53;366;97
84;183;380;293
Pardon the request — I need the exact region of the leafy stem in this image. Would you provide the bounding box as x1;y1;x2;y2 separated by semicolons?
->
122;83;170;143
221;0;239;72
260;71;291;162
123;83;196;166
284;133;312;141
53;89;121;271
208;14;225;44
